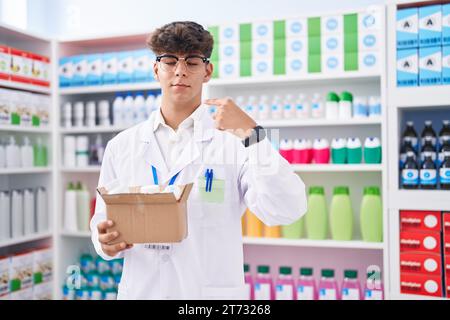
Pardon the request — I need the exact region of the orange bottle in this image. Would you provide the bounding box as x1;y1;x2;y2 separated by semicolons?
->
264;225;281;238
241;210;247;236
245;209;264;238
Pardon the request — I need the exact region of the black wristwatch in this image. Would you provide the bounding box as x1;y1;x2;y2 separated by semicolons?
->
242;125;266;148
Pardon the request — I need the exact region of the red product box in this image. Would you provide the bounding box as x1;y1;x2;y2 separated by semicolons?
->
400;231;441;254
444;235;450;256
400;210;441;233
0;45;10;80
400;273;443;297
30;53;50;87
400;252;442;276
444;213;450;237
445;256;450;297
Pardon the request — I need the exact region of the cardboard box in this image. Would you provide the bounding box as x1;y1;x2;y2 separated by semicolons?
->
30;53;50;87
219;60;240;78
286;18;308;38
33;247;52;285
400;210;441;233
133;49;154;83
419;5;442;47
59;56;73;87
86;53;103;86
444;4;450;45
0;45;10;80
419;46;442;86
286;37;307;57
9;251;33;292
71;55;87;86
32;281;52;300
321;15;343;35
322;54;343;74
286;56;307;76
118;51;134;83
102;52;118;84
444;235;450;256
444;212;450;236
219;42;240;61
359;50;379;72
400;252;442;276
252;40;273;60
219;23;239;43
252;21;273;41
358;8;382;32
397;8;419;49
97;184;193;244
400;231;441;254
445;255;450;292
10;287;33;300
443;46;450;85
10;48;32;84
397;48;418;87
0;256;9;300
252;58;273;77
400;272;443;297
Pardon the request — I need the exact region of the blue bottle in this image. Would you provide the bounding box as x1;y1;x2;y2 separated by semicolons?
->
402;151;419;189
440;151;450;190
420;153;437;190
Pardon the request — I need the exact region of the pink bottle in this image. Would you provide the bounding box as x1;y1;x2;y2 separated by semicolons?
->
364;271;384;300
296;267;317;300
313;138;330;164
318;269;339;300
254;265;274;300
275;266;296;300
244;264;254;300
341;270;361;300
279;139;294;163
293;139;313;164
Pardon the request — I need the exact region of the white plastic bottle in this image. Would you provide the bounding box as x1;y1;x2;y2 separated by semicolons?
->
23;188;35;235
271;95;283;120
0;139;6;168
76;182;90;232
36;187;48;233
21;136;34;168
73;101;85;127
85;101;96;128
62;102;73;128
113;94;124;127
245;96;258;119
6;136;20;168
76;136;89;167
134;92;147;124
64;182;78;232
353;96;368;118
0;191;10;240
295;94;310;119
11;190;24;238
258;95;270;120
124;93;135;127
311;93;324;119
325;92;339;120
368;96;381;118
283;94;295;119
63;136;76;168
98;100;111;127
339;91;353;120
145;94;156;118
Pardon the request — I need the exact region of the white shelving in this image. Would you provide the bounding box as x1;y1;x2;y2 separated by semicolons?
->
0;232;52;249
243;237;384;250
60;166;101;173
391;86;450;109
0;167;52;175
60;230;91;238
292;164;383;172
59;82;160;95
259;117;381;128
0;79;51;94
60;126;128;134
0;125;52;133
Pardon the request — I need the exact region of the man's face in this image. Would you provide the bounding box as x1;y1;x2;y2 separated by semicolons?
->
153;52;213;104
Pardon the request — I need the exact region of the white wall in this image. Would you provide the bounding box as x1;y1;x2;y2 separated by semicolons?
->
25;0;388;39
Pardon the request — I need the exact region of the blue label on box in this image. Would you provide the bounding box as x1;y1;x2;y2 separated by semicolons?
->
419;5;442;47
59;57;73;87
443;4;450;45
71;55;87;86
118;51;134;83
397;48;418;87
443;46;450;84
419;46;442;86
102;52;118;84
133;49;154;82
397;8;419;49
86;54;102;85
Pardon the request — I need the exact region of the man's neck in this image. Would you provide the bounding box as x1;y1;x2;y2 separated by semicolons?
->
160;96;202;130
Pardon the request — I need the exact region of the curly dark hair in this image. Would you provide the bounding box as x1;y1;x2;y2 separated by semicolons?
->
146;21;214;58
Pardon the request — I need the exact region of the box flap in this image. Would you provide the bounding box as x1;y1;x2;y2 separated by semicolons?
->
179;183;193;203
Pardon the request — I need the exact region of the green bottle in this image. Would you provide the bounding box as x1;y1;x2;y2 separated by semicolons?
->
281;215;304;239
330;186;353;241
360;186;383;242
305;186;328;240
33;138;48;167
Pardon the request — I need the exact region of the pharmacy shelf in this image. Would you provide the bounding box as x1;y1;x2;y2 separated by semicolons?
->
391;86;450;109
0;167;52;175
0;79;51;95
389;190;450;211
59;82;160;95
391;293;448;301
0;125;52;133
59;126;129;134
258;117;382;128
60;230;91;238
60;166;101;173
291;164;383;172
0;232;52;249
208;72;381;88
242;237;384;250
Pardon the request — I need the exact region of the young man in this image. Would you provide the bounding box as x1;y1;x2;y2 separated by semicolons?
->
91;21;307;300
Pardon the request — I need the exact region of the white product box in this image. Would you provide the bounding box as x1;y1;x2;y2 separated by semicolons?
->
397;7;419;49
10;287;33;300
86;53;103;85
219;42;240;61
9;252;33;292
322;54;344;74
286;37;307;57
252;40;273;60
397;48;418;87
31;53;51;87
71;55;87;86
219;23;240;43
252;58;273;77
33;281;52;300
321;15;344;35
286;56;307;76
252;21;273;41
219;60;240;78
102;52;118;84
322;34;343;55
0;257;9;299
0;45;10;80
286;17;308;38
59;56;73;87
419;5;442;47
133;49;153;82
359;50;380;72
358;7;382;32
419;46;442;86
10;48;32;83
33;248;52;285
359;31;380;52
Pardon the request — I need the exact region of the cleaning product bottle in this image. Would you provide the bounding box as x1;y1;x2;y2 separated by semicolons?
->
23;188;35;235
347;138;362;164
98;100;111;127
34;137;48;167
244;264;254;300
364;271;384;300
275;266;296;300
330;186;353;241
0;139;5;168
440;151;450;190
339;91;353;120
295;139;313;164
85;101;96;128
264;225;281;238
279;139;294;163
271;95;283;119
6;136;20;168
254;265;274;300
368;96;381;118
258;95;270;120
318;269;339;300
311;93;324;119
11;190;24;238
113;93;124;127
64;182;78;232
245;96;258;119
281;215;304;239
325;92;339;120
283;94;295;119
305;186;328;240
438;140;450;166
246;209;264;237
123;93;134;126
364;137;382;164
421;120;437;148
312;138;330;164
400;139;417;168
341;270;361;300
0;191;10;240
331;138;347;164
20;136;34;168
296;268;317;300
295;94;310;119
421;136;437;165
420;152;437;189
353;96;368;118
360;186;383;242
76;182;91;232
402;121;419;152
402;151;419;189
438;120;450;147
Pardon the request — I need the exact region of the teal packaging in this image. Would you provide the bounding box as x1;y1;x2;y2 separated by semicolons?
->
397;48;418;87
419;46;442;86
443;46;450;84
133;49;153;82
118;51;133;83
364;137;382;164
419;5;442;47
102;52;118;84
331;138;347;164
397;8;419;49
59;57;73;87
444;4;450;45
86;53;102;85
71;55;87;86
347;138;362;164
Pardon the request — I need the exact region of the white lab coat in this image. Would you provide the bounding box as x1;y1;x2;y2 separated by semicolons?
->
90;105;307;300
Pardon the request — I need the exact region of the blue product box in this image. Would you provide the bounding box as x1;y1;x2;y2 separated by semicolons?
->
397;8;419;49
118;51;133;83
443;4;450;45
419;46;442;86
71;55;87;86
59;56;73;87
133;49;153;82
419;5;442;47
443;45;450;84
86;54;103;86
102;52;118;84
397;48;418;87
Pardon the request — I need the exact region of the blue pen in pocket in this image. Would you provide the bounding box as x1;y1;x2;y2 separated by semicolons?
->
204;169;214;192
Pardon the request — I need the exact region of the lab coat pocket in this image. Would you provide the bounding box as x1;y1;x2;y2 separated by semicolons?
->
201;285;248;300
198;175;225;203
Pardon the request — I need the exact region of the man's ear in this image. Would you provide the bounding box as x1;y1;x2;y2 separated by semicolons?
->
153;62;159;81
203;62;213;83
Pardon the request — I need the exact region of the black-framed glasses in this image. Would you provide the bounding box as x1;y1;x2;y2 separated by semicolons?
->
156;54;210;73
